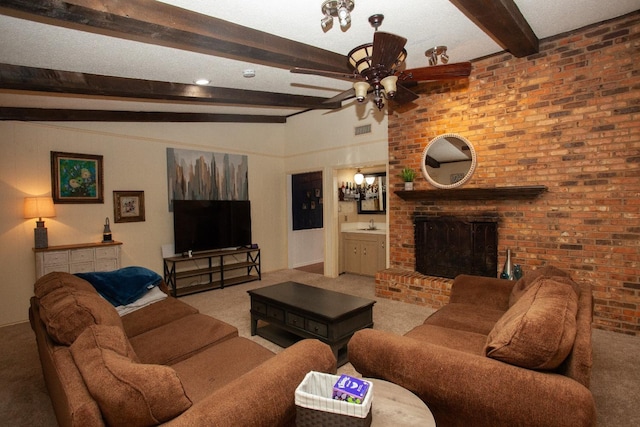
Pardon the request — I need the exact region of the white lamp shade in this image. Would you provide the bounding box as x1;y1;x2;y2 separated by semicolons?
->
24;197;56;219
365;176;376;185
354;170;364;185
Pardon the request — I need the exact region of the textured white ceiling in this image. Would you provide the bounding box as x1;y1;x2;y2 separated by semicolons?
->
0;0;638;117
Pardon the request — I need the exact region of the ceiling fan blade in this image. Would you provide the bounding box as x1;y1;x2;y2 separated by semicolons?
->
391;85;419;105
399;62;472;82
371;32;407;70
323;88;356;104
291;67;362;82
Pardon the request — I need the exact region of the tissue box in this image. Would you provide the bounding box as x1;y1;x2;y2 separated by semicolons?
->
333;375;370;404
295;371;373;427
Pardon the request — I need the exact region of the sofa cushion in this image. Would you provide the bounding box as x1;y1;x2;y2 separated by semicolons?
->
70;325;192;426
485;277;579;370
172;336;275;402
75;266;163;307
509;265;571;306
423;303;507;335
34;271;96;299
121;297;199;338
38;287;124;345
405;324;487;356
129;313;238;365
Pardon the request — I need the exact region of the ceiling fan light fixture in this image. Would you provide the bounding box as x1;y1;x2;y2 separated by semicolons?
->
353;81;370;102
347;43;374;74
380;75;398;98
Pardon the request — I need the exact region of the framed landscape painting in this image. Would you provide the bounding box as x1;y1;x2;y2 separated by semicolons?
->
51;151;104;204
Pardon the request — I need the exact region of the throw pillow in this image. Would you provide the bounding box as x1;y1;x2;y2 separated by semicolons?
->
70;325;192;426
509;265;571;306
485;277;579;370
38;287;124;345
76;266;163;307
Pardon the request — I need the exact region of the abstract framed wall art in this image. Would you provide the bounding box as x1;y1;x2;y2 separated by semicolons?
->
166;148;248;211
51;151;104;204
113;191;145;223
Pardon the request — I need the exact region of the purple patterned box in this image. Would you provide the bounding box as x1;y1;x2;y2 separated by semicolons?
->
332;375;370;404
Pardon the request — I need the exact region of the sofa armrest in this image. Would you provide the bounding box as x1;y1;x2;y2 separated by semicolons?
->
348;329;595;427
449;274;515;310
166;339;336;427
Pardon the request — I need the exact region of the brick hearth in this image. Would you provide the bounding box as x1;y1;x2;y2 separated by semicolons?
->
375;268;453;309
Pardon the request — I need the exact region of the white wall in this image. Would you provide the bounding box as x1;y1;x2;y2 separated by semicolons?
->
0;121;287;326
284;106;389;277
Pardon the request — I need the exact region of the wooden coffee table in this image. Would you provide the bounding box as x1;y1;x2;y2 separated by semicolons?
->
248;281;375;366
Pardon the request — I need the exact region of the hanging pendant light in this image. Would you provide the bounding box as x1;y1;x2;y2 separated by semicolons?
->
354;168;364;185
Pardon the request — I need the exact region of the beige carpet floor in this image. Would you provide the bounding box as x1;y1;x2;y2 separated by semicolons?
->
1;269;639;426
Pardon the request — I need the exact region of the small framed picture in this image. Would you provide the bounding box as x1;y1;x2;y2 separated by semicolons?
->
113;191;145;223
51;151;104;203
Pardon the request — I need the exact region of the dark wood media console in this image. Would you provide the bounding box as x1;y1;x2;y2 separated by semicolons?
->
163;247;260;297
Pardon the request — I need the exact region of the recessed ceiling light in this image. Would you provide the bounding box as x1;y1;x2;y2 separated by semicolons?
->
243;69;256;78
194;78;210;85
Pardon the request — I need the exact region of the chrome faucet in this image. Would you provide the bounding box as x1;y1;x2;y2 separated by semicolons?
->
369;219;376;230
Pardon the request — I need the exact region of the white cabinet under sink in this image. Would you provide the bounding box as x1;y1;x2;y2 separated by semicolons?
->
342;232;386;276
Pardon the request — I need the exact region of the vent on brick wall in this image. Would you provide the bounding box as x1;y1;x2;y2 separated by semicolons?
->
354;124;371;135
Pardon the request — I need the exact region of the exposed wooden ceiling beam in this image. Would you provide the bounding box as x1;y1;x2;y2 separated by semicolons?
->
449;0;539;57
0;107;287;123
0;0;351;73
0;64;343;110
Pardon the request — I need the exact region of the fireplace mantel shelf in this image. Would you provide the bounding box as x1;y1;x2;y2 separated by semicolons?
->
395;185;548;201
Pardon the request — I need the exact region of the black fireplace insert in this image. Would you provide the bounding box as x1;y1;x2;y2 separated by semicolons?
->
414;215;498;279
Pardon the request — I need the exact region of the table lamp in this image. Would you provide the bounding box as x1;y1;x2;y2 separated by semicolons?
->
24;197;56;249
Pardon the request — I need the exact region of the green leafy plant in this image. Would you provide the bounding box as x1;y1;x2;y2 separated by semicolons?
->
399;167;416;182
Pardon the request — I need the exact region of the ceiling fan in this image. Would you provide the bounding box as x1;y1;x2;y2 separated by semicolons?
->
291;14;472;109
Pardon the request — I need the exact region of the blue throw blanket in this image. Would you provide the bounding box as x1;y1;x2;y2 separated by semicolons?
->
75;266;163;307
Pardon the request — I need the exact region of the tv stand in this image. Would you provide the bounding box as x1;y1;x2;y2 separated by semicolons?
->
163;247;260;297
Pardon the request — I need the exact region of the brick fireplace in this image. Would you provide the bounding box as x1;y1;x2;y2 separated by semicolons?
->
378;12;640;335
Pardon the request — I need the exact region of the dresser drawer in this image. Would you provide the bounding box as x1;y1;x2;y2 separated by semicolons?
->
267;306;285;322
70;262;95;274
95;246;118;259
70;249;94;263
43;251;69;266
286;312;305;330
43;264;70;275
306;319;328;337
95;259;118;272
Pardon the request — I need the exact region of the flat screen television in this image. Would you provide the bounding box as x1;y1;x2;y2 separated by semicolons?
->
173;200;252;254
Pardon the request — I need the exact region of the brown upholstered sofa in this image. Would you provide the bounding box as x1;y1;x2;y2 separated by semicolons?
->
348;266;596;427
30;271;336;427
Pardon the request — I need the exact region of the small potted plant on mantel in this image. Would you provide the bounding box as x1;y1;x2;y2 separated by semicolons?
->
400;167;416;190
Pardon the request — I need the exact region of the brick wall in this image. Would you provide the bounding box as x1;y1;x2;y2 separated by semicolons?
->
384;12;640;335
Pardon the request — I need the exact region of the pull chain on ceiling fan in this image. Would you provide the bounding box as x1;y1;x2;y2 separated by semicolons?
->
291;14;472;110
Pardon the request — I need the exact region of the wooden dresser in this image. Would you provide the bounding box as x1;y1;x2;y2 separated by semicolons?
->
33;241;123;279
